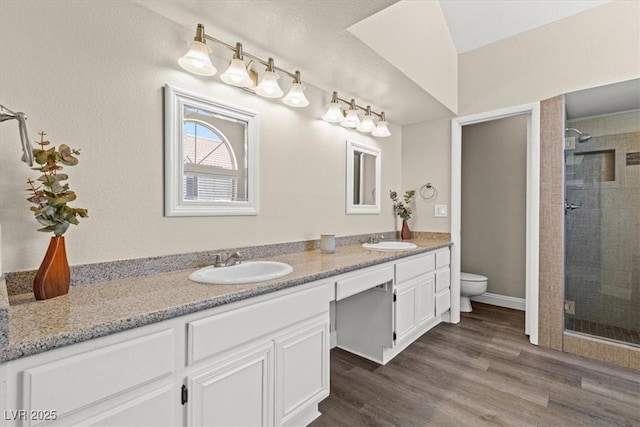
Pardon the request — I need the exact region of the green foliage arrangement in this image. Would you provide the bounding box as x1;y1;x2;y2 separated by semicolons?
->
26;132;88;236
390;189;415;221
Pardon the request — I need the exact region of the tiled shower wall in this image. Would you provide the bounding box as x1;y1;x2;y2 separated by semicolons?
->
539;97;640;369
565;112;640;332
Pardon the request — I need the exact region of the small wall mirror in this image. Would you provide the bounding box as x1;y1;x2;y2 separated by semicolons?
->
346;140;381;214
164;85;259;216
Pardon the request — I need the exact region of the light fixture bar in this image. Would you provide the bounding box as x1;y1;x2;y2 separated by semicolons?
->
335;95;386;120
202;34;297;80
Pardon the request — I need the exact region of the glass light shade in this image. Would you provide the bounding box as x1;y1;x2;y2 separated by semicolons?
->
322;103;343;123
178;40;217;76
282;83;309;107
372;121;391;137
255;71;284;98
357;114;376;132
221;58;254;87
341;109;360;128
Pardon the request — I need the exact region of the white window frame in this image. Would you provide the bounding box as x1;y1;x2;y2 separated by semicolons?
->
164;85;260;216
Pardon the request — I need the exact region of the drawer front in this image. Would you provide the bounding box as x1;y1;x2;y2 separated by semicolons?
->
336;265;394;301
435;249;450;269
23;329;175;426
188;283;331;365
435;290;451;315
435;268;450;293
395;253;435;284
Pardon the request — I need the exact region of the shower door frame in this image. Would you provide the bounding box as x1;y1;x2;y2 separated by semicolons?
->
451;102;540;345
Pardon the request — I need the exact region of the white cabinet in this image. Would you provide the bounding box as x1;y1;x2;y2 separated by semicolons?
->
187;342;274;427
1;326;178;427
184;284;331;427
335;247;450;365
1;281;331;427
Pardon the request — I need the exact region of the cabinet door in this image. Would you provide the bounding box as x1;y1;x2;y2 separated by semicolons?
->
394;281;417;343
416;274;435;326
188;342;274;427
274;317;329;426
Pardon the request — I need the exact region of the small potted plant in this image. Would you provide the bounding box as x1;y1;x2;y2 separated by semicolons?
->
390;189;415;239
26;132;88;300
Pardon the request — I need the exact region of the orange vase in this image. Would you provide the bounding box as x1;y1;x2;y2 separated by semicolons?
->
401;220;412;240
33;236;70;300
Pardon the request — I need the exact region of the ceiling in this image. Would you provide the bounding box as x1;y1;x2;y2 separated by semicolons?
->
135;0;615;125
566;78;640;120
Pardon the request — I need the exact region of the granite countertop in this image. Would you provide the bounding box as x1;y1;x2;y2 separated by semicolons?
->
0;237;451;363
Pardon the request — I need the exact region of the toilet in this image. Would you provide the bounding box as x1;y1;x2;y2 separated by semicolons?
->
460;272;488;312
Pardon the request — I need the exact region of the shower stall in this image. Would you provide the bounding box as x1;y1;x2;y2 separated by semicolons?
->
563;110;640;346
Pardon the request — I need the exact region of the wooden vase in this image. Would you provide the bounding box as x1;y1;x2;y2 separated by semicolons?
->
33;236;70;300
401;220;412;240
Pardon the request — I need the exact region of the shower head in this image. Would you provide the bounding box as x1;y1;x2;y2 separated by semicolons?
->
565;127;592;143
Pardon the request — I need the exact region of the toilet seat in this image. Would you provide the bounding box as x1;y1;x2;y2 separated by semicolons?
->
461;272;487;282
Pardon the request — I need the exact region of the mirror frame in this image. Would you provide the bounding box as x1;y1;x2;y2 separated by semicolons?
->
346;139;381;214
164;85;260;216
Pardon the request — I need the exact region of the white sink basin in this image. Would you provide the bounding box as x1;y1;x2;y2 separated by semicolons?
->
189;261;293;285
362;241;417;251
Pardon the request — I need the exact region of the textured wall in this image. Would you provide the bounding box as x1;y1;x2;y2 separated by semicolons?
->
0;1;402;272
461;115;527;299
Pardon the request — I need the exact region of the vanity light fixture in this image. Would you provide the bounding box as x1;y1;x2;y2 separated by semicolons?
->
178;24;217;76
178;24;308;107
255;58;284;98
322;91;391;137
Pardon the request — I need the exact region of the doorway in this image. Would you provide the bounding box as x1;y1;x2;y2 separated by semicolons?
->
451;103;540;345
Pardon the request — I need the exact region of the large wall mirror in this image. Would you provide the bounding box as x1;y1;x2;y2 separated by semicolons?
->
164;85;259;216
346;140;381;214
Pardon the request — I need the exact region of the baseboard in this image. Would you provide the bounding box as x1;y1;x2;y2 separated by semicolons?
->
471;292;525;311
330;331;337;349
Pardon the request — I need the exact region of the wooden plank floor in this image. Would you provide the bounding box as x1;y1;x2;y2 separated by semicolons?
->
311;303;640;427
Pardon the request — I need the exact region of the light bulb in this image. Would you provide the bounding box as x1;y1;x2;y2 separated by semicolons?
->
221;58;254;87
372;121;391;137
323;103;343;123
357;110;376;132
255;70;284;98
282;83;309;107
178;40;217;76
341;108;360;128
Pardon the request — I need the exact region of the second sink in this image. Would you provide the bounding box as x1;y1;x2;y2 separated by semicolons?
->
362;241;417;251
189;261;293;285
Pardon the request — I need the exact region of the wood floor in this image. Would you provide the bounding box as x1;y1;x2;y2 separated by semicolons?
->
311;303;640;427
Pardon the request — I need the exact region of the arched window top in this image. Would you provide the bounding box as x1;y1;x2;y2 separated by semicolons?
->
183;119;237;170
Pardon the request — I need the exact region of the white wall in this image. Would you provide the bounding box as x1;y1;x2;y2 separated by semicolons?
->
461;115;527;298
0;1;401;272
458;0;640;116
348;0;458;114
402;0;640;233
401;117;452;232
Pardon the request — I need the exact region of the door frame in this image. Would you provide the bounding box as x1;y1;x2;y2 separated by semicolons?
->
451;102;540;345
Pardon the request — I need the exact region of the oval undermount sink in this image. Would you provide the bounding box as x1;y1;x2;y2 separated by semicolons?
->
362;241;417;251
189;261;293;285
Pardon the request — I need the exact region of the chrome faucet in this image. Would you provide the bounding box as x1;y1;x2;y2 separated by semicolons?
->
213;251;242;267
367;235;386;244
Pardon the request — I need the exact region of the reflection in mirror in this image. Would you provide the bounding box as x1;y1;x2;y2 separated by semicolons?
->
346;140;381;214
164;85;259;216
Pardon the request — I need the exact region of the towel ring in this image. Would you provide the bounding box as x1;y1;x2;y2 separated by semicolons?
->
420;182;437;200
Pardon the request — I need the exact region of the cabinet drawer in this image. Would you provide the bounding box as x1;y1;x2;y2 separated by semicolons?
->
22;329;175;426
435;290;451;315
435;268;450;293
336;265;394;301
395;253;435;283
435;249;450;269
188;283;331;365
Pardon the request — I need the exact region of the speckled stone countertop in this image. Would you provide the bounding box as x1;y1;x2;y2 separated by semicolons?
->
1;236;451;363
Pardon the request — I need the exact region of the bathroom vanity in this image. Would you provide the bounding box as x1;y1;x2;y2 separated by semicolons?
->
0;239;451;427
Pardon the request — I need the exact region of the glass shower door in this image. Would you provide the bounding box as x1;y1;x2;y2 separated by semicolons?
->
564;115;640;346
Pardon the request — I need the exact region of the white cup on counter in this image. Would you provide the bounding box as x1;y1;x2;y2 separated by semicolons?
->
320;233;335;254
